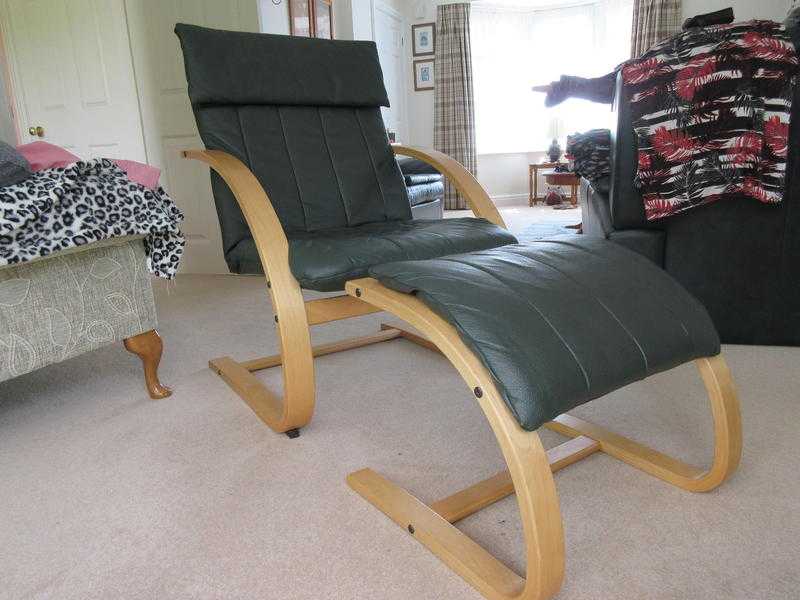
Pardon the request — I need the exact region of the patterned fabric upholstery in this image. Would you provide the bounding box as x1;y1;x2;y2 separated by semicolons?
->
0;238;157;382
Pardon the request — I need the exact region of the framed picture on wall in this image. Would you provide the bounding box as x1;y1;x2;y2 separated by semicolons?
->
413;59;435;91
412;23;435;56
289;0;333;39
314;0;333;39
289;0;312;37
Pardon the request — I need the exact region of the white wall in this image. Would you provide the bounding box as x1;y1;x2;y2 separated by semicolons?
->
404;1;450;150
0;32;17;144
351;0;375;39
0;69;15;144
478;152;548;202
259;0;290;34
405;1;541;201
682;0;791;22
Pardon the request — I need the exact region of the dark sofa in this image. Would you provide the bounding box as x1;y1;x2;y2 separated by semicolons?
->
398;156;444;219
581;73;800;346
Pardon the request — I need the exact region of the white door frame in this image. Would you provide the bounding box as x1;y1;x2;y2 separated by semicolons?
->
372;0;409;143
0;0;30;144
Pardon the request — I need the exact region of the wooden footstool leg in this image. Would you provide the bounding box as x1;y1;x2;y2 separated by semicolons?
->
124;329;172;399
346;279;566;600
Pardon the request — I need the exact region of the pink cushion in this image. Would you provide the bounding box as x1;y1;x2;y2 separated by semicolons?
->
16;141;161;189
113;159;161;190
17;141;79;171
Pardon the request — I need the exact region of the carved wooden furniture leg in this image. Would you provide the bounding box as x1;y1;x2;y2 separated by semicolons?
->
344;278;743;600
124;330;172;399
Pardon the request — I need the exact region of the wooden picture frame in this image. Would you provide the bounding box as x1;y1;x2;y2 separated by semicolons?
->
413;59;435;91
412;22;435;56
289;0;333;39
313;0;333;39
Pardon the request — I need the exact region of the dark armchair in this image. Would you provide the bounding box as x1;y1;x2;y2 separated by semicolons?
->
581;72;800;346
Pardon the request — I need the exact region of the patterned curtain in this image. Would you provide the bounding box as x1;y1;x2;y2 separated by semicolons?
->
434;3;476;210
630;0;682;58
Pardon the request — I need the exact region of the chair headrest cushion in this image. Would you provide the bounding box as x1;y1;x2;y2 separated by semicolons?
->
175;23;390;108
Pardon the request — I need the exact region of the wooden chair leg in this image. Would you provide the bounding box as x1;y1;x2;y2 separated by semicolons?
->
210;324;427;437
209;279;316;436
124;329;172;399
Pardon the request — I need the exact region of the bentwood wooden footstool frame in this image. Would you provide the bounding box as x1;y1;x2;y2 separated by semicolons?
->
338;239;742;600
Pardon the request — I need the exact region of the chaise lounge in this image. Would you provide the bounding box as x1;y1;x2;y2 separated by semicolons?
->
175;25;742;600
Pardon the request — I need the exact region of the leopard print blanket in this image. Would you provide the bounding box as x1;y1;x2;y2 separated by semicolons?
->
0;159;184;278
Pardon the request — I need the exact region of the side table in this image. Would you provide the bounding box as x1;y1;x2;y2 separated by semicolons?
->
529;162;567;206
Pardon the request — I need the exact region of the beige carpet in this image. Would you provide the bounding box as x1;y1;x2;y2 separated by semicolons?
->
1;271;799;600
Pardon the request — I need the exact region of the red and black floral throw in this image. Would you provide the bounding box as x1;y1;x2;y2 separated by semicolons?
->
622;20;798;221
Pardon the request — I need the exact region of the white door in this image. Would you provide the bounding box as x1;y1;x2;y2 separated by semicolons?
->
125;0;260;274
2;0;146;161
373;2;407;142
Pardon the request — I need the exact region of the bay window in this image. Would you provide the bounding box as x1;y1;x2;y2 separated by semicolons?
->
471;0;633;154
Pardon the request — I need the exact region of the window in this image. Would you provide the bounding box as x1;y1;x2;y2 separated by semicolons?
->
472;0;633;154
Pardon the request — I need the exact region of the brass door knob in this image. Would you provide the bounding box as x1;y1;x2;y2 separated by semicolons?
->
28;125;44;137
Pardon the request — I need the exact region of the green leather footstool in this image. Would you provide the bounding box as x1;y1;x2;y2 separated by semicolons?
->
344;236;742;600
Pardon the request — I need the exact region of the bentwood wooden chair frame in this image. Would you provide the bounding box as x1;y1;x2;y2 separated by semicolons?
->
183;145;505;438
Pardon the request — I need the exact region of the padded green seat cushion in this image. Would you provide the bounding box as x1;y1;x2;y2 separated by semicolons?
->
368;237;720;431
287;217;516;292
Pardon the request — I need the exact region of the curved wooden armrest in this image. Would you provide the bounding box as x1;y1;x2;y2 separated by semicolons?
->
182;149;296;289
392;145;507;229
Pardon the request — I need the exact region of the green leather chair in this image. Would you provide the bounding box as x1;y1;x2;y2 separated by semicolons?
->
175;24;516;436
176;26;742;600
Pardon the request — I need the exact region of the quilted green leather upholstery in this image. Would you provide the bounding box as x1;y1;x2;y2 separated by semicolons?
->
175;25;412;267
175;23;516;288
287;218;515;291
369;237;720;431
175;24;514;284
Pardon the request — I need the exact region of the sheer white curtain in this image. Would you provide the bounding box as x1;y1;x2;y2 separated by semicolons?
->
472;0;633;155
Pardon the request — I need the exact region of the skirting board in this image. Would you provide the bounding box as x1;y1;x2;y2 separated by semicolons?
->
489;194;529;206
